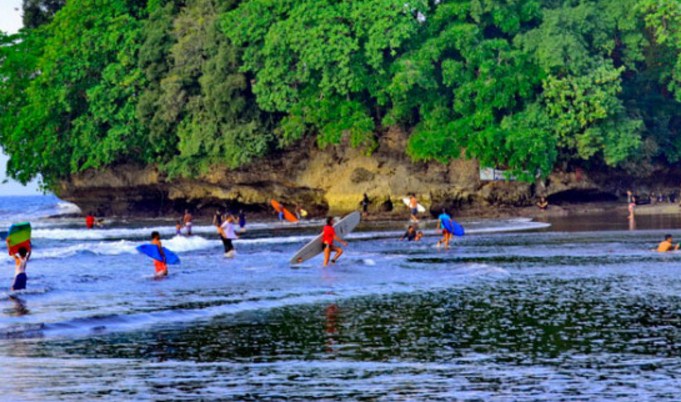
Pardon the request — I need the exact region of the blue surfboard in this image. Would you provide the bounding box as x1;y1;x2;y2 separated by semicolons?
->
442;219;465;237
136;244;181;265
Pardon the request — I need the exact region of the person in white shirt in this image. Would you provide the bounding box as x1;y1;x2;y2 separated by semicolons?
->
218;214;239;258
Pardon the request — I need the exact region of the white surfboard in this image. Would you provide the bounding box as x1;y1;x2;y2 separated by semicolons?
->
289;211;361;265
402;197;426;213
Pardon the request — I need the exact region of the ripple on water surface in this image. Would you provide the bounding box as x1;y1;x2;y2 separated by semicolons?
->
2;216;681;400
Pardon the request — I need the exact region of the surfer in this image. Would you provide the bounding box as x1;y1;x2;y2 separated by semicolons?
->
400;225;417;241
218;214;239;258
409;194;419;222
657;234;679;252
436;209;452;249
183;209;193;236
322;217;348;267
150;231;168;277
9;246;30;292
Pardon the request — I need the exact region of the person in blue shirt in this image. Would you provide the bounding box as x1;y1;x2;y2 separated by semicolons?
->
437;209;452;249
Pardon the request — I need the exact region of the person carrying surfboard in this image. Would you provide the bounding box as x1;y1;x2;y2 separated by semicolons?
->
437;209;453;249
8;245;30;292
322;216;348;267
150;231;168;277
409;194;420;222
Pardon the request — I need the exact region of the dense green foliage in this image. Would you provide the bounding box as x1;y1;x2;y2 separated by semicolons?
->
1;0;681;187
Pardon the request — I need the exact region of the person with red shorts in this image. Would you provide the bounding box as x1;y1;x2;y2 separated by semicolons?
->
322;217;348;267
150;231;168;277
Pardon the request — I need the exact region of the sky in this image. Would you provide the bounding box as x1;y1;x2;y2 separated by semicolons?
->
0;0;42;195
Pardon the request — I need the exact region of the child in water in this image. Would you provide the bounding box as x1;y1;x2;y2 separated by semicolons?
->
9;246;30;292
175;221;182;236
150;231;168;277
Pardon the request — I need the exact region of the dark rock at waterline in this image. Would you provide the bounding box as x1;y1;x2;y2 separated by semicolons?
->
54;128;681;218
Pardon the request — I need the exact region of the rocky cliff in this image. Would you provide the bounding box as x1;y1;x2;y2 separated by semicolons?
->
55;128;656;218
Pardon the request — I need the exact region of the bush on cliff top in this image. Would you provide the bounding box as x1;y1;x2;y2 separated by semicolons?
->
1;0;681;187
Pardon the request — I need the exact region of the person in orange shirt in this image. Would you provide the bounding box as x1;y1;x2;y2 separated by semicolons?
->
150;231;168;277
657;234;679;252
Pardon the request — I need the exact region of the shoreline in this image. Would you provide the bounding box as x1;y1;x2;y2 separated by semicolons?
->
44;200;681;224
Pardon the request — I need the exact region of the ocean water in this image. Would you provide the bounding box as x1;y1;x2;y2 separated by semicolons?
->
1;196;681;400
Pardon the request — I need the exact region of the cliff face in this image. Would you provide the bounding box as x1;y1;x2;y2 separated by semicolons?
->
55;128;627;217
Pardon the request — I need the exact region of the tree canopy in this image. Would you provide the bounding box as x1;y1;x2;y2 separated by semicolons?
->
1;0;681;187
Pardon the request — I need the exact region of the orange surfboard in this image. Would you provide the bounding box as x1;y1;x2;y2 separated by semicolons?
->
270;199;299;223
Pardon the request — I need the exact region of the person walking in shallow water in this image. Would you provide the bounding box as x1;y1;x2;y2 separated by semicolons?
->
183;209;193;236
219;214;239;258
322;217;348;267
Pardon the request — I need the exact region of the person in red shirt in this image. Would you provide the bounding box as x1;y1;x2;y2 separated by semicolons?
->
322;216;348;267
85;213;95;229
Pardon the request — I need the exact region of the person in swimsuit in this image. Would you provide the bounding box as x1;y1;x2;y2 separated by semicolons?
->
175;220;182;236
436;209;452;249
400;225;417;241
9;246;30;292
183;209;193;236
415;231;424;241
657;234;679;252
322;216;348;267
219;214;239;257
409;194;419;222
150;231;168;277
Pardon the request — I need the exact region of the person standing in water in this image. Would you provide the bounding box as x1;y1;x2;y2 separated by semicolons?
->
436;209;452;249
218;214;239;257
7;244;30;292
183;209;193;236
322;216;348;267
175;221;183;236
238;210;246;231
150;231;168;278
85;213;95;229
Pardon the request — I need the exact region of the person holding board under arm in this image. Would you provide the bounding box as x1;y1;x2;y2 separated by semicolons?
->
322;217;348;267
150;231;168;277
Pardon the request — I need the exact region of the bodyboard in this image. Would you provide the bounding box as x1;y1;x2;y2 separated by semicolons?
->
271;199;299;223
402;197;426;213
290;211;361;265
136;244;181;265
7;222;31;255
